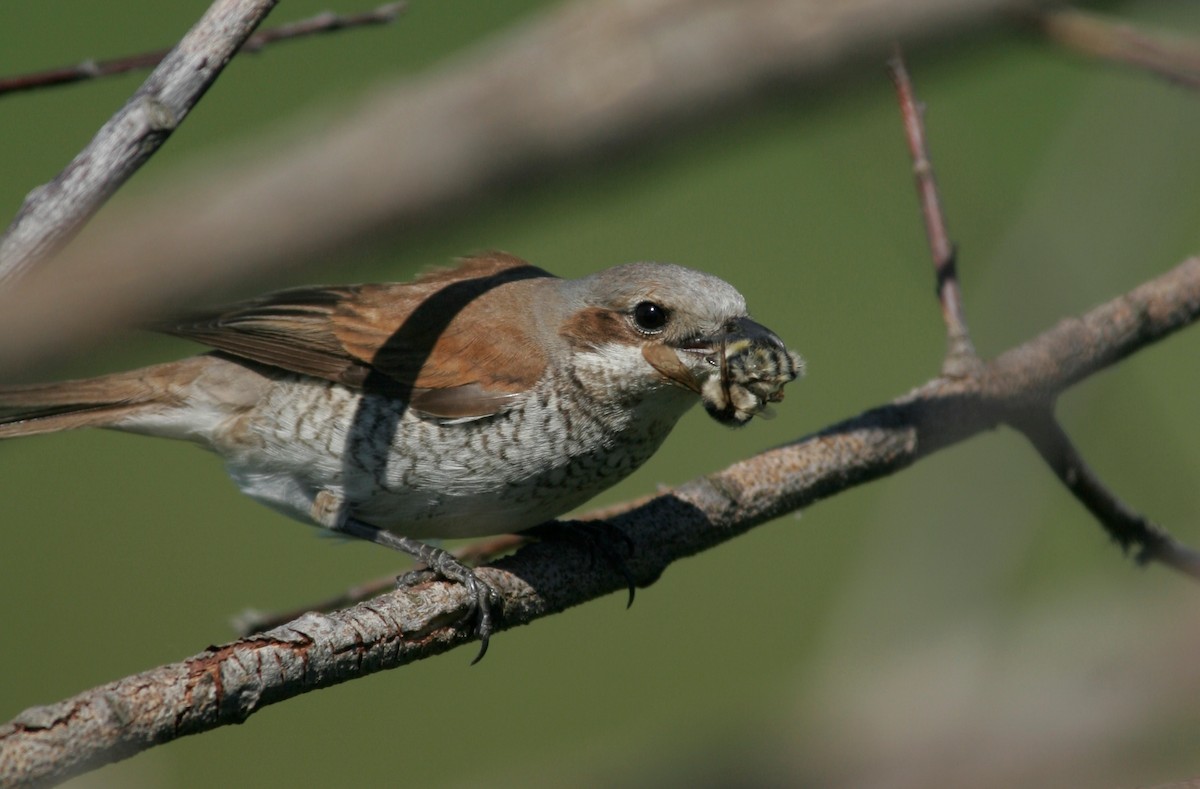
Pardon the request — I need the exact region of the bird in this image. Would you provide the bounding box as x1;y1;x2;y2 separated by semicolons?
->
0;252;802;658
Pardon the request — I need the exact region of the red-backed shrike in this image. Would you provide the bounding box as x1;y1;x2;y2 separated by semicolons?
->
0;253;802;655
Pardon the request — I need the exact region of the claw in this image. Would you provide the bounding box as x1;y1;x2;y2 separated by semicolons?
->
429;563;501;665
340;518;503;662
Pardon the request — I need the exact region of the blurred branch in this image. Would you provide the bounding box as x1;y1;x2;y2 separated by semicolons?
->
1033;6;1200;91
0;3;407;98
0;0;280;287
0;0;1048;377
888;46;979;377
3;255;1199;786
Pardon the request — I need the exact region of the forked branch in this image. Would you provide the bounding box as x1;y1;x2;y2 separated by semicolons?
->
888;48;1199;579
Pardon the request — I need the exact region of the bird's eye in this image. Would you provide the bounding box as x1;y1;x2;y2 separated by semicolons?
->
632;301;669;333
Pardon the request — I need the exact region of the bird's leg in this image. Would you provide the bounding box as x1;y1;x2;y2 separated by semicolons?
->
523;520;639;607
337;518;503;664
311;491;502;664
231;535;526;636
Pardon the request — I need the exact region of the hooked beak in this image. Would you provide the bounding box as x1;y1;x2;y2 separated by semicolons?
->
685;317;787;363
642;316;788;393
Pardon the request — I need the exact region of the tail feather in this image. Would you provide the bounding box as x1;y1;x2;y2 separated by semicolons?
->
0;374;163;438
0;355;272;443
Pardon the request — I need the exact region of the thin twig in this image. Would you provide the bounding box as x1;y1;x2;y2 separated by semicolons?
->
241;3;406;50
1033;6;1200;91
888;45;979;378
0;3;408;98
1012;410;1200;579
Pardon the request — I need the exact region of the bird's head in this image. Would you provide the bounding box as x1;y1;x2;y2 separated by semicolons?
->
556;262;803;425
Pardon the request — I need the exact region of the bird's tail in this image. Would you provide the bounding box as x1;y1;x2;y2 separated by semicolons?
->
0;373;159;439
0;359;206;440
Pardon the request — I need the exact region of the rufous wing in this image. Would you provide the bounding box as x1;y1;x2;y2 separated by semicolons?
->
158;253;553;419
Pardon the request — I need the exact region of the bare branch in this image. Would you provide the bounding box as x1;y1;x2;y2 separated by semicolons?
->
0;0;1050;378
888;46;979;377
0;3;407;98
1012;410;1200;578
0;0;279;286
3;255;1198;785
1033;6;1200;91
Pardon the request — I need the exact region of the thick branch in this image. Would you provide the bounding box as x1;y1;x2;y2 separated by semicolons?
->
0;4;407;98
0;0;1048;377
0;0;279;286
3;255;1197;787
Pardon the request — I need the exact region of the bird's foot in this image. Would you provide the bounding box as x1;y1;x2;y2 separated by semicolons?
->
337;518;502;664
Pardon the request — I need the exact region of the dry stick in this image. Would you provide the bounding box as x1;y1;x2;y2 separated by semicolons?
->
1014;412;1200;577
3;256;1199;787
1033;6;1200;91
888;46;979;377
0;3;407;97
0;0;281;287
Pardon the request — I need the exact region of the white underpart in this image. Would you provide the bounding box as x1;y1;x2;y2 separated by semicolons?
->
203;342;697;540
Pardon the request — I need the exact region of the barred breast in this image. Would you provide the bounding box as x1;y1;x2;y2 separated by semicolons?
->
216;367;694;539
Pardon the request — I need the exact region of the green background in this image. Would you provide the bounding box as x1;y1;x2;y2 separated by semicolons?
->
3;1;1200;786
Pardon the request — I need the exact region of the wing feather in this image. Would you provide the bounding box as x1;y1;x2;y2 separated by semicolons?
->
158;253;553;418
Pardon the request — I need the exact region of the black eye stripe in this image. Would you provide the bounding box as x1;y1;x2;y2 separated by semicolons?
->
633;301;669;332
